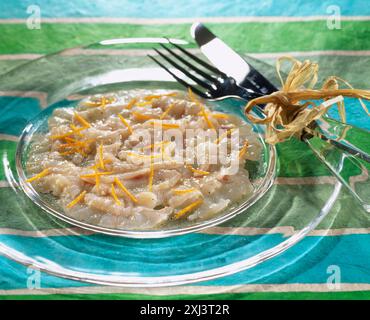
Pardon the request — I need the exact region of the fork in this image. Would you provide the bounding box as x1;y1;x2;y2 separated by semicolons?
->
148;41;370;212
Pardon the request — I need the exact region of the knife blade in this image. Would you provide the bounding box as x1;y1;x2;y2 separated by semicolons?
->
191;22;277;95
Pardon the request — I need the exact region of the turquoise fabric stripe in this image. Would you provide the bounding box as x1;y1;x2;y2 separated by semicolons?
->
0;97;41;136
0;234;369;291
1;0;370;19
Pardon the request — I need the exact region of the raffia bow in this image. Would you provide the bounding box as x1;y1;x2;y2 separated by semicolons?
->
244;56;370;144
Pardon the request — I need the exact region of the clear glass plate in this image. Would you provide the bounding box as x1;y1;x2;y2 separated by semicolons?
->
16;89;275;238
0;38;342;286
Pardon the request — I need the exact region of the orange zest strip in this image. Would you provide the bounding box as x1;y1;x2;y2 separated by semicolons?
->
51;131;76;140
26;168;51;183
83;96;116;108
144;92;177;101
160;103;175;119
214;128;234;144
88;163;99;171
73;112;91;128
212;113;229;119
63;136;78;143
101;97;106;109
186;165;210;176
124;98;137;110
148;159;154;192
239;140;249;159
174;199;203;220
80;171;113;178
200;106;215;130
149;120;180;129
69;124;85;136
110;183;122;205
98;143;105;169
118;114;133;134
132;111;153;121
51;123;88;141
136;101;152;107
94;168;100;188
173;188;197;195
158;123;180;129
66;190;87;208
114;177;138;203
188;88;215;130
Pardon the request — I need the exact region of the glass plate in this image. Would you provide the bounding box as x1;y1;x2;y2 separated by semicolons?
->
16;89;275;238
0;38;342;286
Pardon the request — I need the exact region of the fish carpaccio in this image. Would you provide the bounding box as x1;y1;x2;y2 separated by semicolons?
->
26;90;262;230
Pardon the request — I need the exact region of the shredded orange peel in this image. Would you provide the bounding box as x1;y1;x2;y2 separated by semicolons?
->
98;143;105;169
114;177;138;203
244;56;370;144
188;88;216;130
149;120;180;129
186;165;210;176
132;111;154;121
83;96;116;108
143;92;177;101
174;199;203;219
160;103;175;119
238;140;249;159
26;168;51;183
66;190;86;208
124;98;137;110
73;112;91;128
118;114;133;134
173;188;197;195
136;101;152;107
110;183;122;205
214;128;234;144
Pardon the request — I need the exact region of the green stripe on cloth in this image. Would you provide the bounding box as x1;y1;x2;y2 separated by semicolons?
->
0;141;16;180
1;291;369;300
0;21;369;54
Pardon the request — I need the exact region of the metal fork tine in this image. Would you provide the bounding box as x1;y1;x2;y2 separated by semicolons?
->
159;43;215;82
153;48;214;91
148;55;209;98
167;39;226;77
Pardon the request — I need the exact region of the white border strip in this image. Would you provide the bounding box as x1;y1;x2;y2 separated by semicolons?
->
1;283;369;296
2;50;370;62
1;16;370;24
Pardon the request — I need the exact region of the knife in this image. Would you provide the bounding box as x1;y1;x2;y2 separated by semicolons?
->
191;22;277;95
190;21;370;154
190;22;370;210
